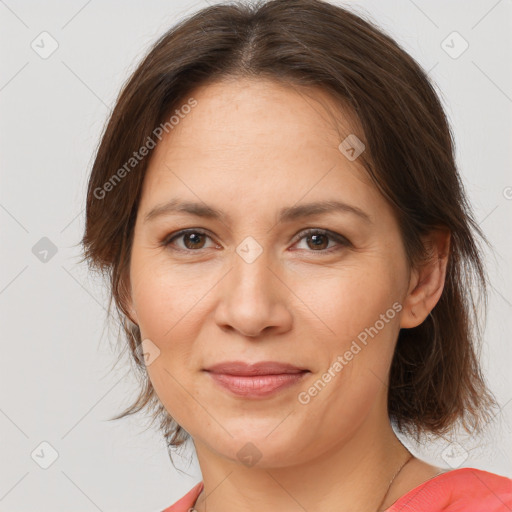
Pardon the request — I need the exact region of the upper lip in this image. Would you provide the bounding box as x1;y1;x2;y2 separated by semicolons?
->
204;361;309;376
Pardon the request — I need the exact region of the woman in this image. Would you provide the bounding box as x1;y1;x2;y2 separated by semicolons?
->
81;0;512;510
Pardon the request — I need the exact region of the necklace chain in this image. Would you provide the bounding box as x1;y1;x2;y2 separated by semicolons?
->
374;451;414;512
193;451;414;512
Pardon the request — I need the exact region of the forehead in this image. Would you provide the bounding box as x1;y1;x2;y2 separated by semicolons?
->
139;78;380;219
164;77;363;154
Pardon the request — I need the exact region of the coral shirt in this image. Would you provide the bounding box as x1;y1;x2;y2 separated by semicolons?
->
162;468;512;511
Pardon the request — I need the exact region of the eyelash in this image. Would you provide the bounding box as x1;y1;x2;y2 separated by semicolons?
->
161;228;351;255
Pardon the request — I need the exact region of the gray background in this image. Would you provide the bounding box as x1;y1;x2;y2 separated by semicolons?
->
0;0;511;510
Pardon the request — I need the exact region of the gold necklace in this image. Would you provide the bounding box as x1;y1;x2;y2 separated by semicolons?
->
193;452;414;512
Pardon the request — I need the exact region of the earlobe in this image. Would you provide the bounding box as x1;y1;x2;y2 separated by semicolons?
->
400;228;451;329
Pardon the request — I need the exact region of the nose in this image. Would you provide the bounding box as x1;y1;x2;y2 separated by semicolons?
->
213;245;293;338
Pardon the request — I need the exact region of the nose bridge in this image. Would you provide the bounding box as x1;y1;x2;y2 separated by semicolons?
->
229;235;275;304
214;234;290;337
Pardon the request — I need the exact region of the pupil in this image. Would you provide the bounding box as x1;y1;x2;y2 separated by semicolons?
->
186;233;203;248
309;234;327;249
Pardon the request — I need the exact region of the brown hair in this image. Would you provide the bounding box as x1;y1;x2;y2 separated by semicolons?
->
81;0;497;457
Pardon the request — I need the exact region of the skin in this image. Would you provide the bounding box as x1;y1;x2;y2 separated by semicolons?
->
126;78;450;511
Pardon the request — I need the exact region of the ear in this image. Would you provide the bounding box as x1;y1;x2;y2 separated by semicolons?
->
400;228;451;329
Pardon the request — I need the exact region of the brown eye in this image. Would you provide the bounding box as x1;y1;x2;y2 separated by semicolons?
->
163;229;216;251
305;233;329;250
182;232;206;249
293;228;350;253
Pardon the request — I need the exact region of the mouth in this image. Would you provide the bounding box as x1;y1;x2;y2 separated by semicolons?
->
204;360;309;375
203;360;310;399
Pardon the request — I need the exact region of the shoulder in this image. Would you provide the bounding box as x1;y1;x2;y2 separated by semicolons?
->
161;470;512;512
387;467;512;512
161;481;204;512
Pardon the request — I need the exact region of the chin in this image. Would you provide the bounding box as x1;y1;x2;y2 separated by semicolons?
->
199;424;310;469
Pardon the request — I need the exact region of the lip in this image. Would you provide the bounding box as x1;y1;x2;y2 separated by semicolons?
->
203;361;310;399
204;360;309;376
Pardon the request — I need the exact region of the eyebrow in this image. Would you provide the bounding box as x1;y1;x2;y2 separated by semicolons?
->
143;198;372;224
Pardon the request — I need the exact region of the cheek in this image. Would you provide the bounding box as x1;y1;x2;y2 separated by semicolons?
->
131;265;207;429
145;361;208;443
290;260;402;343
293;278;401;449
293;261;402;404
129;247;207;340
128;251;214;407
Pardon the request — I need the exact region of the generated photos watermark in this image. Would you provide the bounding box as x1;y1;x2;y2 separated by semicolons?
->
297;301;403;405
93;97;198;200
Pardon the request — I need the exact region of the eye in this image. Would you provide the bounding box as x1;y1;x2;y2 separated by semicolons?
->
162;229;218;251
291;228;351;253
161;227;351;254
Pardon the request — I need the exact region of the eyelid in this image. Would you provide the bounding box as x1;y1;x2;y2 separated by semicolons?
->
162;228;218;250
162;227;351;252
290;227;351;252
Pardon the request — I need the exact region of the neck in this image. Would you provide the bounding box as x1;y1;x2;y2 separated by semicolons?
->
192;399;411;512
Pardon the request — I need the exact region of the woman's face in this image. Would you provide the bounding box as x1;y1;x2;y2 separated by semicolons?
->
127;78;415;467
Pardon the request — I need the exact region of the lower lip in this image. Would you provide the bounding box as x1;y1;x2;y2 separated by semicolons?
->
205;371;309;398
